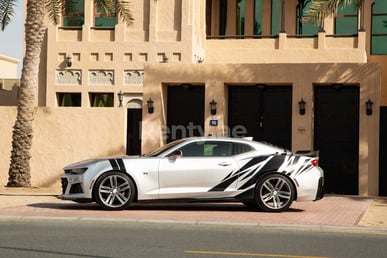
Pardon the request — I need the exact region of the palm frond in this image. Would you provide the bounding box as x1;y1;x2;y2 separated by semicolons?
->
117;0;134;26
305;0;362;24
0;0;16;31
96;0;114;16
45;0;63;25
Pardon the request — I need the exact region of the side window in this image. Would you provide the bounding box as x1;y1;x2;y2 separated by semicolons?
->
95;0;117;27
178;142;205;157
178;141;234;157
232;143;254;155
64;0;85;26
254;0;262;35
335;1;358;35
237;0;246;36
209;142;232;157
371;0;387;55
219;0;227;36
296;0;319;35
271;0;281;36
57;93;81;107
178;141;252;157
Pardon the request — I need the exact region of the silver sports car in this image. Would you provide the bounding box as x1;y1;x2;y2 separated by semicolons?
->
60;137;324;212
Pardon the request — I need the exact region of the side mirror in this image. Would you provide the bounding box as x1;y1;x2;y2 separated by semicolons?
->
168;150;183;161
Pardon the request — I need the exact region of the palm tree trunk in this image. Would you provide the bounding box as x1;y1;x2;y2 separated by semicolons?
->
7;0;46;187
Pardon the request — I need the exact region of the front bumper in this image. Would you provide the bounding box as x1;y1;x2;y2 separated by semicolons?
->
61;177;84;195
61;174;92;201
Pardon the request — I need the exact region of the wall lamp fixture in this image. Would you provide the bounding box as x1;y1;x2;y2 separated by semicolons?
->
161;55;169;63
147;98;154;114
298;98;306;115
366;99;373;116
66;55;72;67
210;99;217;115
117;90;124;107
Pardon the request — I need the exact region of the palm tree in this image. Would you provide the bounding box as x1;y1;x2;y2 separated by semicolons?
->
306;0;362;24
0;0;133;187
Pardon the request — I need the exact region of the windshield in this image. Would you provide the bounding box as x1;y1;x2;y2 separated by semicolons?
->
144;139;186;157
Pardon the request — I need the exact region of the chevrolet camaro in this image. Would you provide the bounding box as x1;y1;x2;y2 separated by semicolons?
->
60;137;324;212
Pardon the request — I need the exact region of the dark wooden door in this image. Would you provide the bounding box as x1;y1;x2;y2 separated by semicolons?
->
167;85;205;142
314;85;359;195
126;108;142;155
228;86;292;149
380;107;387;196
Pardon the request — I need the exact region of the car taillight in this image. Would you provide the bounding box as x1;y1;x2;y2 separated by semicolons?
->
311;159;319;167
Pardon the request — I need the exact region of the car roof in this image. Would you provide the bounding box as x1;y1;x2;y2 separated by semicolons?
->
179;137;289;153
182;136;254;143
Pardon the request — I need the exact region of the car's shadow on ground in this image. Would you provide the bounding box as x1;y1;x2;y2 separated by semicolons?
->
27;202;305;213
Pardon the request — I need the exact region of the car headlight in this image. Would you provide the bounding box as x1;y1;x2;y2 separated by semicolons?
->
65;168;88;174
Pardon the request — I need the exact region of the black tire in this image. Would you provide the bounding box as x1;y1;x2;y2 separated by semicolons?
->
255;173;295;212
93;171;135;210
242;201;259;209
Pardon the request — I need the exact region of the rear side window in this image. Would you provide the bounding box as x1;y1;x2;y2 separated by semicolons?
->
232;143;253;155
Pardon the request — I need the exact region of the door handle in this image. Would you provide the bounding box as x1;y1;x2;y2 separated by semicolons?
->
218;162;232;167
259;115;264;128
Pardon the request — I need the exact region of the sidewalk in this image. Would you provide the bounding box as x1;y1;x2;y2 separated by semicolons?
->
0;186;386;232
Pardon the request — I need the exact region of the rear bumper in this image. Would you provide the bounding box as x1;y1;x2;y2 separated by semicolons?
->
315;177;324;201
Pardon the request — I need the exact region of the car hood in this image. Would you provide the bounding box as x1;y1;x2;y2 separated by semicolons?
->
63;155;140;169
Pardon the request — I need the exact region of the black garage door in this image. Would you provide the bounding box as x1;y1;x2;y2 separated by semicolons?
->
314;85;359;195
167;85;204;142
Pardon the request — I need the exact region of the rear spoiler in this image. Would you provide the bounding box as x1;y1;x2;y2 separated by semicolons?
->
295;150;319;157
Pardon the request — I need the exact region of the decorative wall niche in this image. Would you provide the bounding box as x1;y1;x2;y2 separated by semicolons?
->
88;70;114;85
56;70;82;85
124;70;144;85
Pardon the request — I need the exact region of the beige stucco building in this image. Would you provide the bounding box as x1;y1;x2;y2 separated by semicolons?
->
0;54;19;105
0;0;386;196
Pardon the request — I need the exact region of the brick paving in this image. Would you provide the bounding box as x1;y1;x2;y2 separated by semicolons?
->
1;188;384;231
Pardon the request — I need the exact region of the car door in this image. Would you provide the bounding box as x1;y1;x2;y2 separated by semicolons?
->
157;141;240;199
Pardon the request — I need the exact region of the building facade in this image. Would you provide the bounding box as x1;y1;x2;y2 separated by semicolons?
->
0;54;19;106
3;0;385;195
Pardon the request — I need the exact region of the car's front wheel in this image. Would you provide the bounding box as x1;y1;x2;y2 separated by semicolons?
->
93;171;135;210
256;173;295;212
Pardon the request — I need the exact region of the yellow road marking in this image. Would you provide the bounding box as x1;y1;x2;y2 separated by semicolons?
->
184;250;329;258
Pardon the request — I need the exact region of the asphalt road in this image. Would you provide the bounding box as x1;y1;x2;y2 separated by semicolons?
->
0;219;386;258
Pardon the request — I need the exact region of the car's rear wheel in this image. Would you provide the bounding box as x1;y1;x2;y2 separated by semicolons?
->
256;173;294;212
93;171;135;210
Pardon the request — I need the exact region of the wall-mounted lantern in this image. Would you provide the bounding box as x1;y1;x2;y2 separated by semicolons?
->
210;99;217;115
298;98;306;115
161;55;169;63
147;98;154;114
117;90;124;107
366;99;373;116
66;55;72;67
